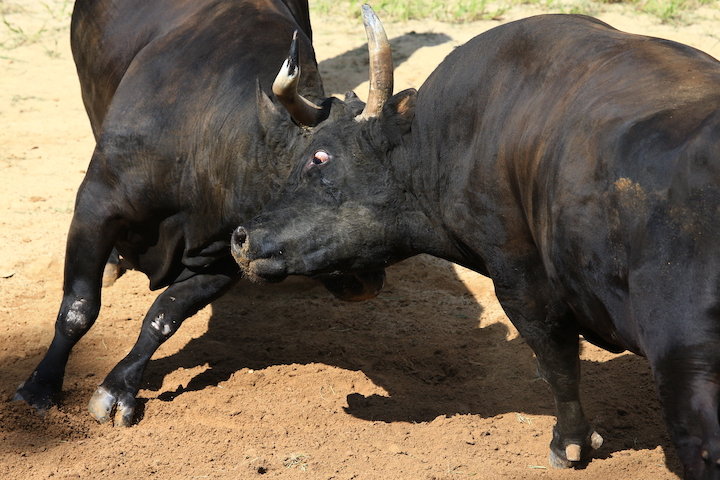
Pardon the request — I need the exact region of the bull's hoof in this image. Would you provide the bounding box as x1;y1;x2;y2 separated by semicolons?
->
549;449;572;469
88;386;136;427
549;431;604;469
13;378;57;413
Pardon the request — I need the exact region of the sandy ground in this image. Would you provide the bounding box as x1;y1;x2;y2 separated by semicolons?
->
1;1;720;478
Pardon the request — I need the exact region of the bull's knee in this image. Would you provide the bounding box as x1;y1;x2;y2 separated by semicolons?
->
149;313;177;339
59;297;98;338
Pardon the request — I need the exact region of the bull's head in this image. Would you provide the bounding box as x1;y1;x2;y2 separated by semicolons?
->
233;5;423;287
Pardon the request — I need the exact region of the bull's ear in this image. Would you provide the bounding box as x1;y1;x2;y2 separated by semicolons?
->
256;79;283;134
343;90;365;116
380;88;417;140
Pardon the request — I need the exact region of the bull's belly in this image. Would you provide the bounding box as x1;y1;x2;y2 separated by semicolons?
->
563;288;642;356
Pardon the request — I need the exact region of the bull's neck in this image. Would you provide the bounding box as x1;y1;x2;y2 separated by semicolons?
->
389;135;478;270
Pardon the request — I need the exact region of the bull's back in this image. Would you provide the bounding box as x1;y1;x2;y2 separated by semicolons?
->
71;0;317;138
416;14;720;187
71;0;207;137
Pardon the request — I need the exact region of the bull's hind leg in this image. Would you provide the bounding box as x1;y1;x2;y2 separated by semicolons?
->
652;343;720;480
493;264;602;468
14;193;122;411
88;261;239;427
102;248;126;287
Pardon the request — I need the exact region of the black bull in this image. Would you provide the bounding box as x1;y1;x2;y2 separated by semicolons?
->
14;0;389;426
234;14;720;480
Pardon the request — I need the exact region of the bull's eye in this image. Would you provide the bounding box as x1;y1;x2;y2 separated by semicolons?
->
305;149;331;170
312;150;330;165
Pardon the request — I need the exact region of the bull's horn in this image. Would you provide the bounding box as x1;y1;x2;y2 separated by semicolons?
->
272;31;324;127
357;4;393;121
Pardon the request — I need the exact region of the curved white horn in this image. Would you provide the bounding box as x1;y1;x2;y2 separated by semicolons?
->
272;31;324;127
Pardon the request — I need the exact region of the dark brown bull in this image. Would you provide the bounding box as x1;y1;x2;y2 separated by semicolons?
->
233;14;720;479
14;0;387;426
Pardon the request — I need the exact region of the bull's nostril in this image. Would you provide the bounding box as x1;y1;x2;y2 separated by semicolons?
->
232;226;247;249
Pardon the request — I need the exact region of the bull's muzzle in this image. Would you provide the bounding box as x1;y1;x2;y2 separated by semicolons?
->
231;226;288;283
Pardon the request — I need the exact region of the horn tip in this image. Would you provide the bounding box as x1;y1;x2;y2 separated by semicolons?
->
361;4;380;25
285;32;300;77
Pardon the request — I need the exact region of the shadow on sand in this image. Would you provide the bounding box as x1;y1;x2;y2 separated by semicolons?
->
136;254;681;477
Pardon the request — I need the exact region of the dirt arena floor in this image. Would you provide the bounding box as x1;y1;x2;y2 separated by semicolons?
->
2;1;720;478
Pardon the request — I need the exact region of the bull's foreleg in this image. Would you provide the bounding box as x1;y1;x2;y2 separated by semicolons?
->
87;263;239;427
652;343;720;480
529;320;603;469
14;211;120;411
494;273;602;468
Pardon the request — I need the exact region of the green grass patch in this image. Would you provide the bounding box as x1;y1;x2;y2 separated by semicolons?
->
596;0;717;23
312;0;511;22
311;0;718;24
0;0;72;50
